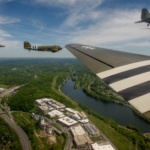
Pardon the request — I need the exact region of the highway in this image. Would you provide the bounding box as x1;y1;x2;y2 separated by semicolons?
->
0;87;32;150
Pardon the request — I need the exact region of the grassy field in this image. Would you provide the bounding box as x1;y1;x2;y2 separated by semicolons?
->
12;112;66;150
0;84;10;88
88;114;136;150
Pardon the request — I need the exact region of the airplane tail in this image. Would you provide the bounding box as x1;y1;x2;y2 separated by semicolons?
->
141;8;149;20
24;41;31;49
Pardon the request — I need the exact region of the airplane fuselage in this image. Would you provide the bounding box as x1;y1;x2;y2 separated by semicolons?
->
30;45;62;52
0;44;5;47
142;17;150;23
24;41;62;52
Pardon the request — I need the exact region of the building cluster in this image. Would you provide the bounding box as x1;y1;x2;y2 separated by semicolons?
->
70;125;93;148
35;98;89;126
38;116;53;134
32;113;53;135
35;98;115;150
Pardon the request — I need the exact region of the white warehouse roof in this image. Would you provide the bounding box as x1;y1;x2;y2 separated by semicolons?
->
91;143;115;150
70;125;86;137
48;110;64;118
58;116;78;126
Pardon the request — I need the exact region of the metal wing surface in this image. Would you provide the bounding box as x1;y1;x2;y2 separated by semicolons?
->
65;44;150;117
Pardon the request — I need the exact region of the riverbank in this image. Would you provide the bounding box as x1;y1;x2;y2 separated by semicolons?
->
61;77;150;133
60;78;150;149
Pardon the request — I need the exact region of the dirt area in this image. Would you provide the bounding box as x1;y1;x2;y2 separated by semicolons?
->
39;131;48;137
39;131;57;145
144;133;150;139
47;136;57;144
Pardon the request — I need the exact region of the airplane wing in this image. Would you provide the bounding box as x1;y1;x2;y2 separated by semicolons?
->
65;44;150;117
135;20;144;23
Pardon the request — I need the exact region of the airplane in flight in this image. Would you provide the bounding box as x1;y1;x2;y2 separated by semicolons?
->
0;44;5;47
135;8;150;26
24;41;62;52
65;44;150;119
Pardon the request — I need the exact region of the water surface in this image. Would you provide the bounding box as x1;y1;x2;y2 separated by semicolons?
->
62;78;150;133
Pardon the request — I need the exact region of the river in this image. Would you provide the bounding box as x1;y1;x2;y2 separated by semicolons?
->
61;78;150;133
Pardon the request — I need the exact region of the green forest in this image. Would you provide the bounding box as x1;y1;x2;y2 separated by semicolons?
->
0;117;22;150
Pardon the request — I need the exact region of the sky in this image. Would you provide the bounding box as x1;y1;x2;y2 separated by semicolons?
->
0;0;150;58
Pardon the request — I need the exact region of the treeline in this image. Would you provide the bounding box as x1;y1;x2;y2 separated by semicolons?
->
79;103;150;150
8;73;76;112
0;58;77;86
4;58;80;112
70;66;124;104
0;117;22;150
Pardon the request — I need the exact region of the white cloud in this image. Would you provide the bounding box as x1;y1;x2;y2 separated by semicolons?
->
0;30;12;38
0;15;21;48
30;19;45;32
32;0;104;27
62;0;104;27
32;0;78;6
128;42;150;47
0;31;20;49
0;0;14;3
0;15;20;49
1;0;149;57
65;9;149;46
0;16;20;24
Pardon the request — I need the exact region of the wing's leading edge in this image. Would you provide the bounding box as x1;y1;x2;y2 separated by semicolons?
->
66;44;150;118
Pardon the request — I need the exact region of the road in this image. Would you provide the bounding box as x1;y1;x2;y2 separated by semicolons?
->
0;87;32;150
0;86;20;98
64;129;72;150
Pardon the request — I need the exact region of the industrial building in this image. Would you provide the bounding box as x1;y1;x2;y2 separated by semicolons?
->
70;125;86;137
38;105;54;115
71;113;81;120
79;111;88;119
50;103;61;109
74;135;93;148
91;143;115;150
65;108;78;114
48;110;64;118
31;113;39;121
66;108;89;123
51;99;65;109
38;105;49;115
84;123;100;137
58;116;78;127
38;116;53;134
36;98;66;110
35;98;50;106
78;119;89;124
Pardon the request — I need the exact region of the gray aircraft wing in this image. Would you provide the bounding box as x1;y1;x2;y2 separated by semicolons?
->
135;20;144;23
65;43;150;118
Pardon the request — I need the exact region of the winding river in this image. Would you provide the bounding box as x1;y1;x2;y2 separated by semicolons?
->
61;78;150;133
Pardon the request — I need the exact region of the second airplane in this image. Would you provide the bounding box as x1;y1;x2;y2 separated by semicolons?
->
24;41;62;52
